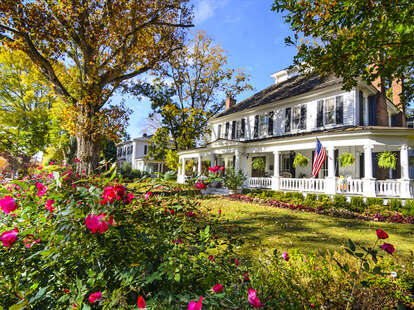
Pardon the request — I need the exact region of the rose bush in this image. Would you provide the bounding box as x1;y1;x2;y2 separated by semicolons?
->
0;164;251;309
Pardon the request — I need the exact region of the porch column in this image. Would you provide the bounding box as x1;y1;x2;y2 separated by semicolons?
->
400;144;411;198
325;146;336;195
177;156;185;184
363;144;376;197
197;155;202;176
234;149;241;172
271;150;280;191
209;154;216;167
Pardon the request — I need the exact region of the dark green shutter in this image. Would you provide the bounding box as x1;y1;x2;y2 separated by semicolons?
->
285;108;291;133
336;96;343;124
254;115;259;138
317;100;324;127
231;121;236;139
268;112;274;135
359;91;364;125
241;119;245;137
300;105;307;129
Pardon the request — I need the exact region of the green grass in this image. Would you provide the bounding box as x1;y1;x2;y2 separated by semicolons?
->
200;197;414;259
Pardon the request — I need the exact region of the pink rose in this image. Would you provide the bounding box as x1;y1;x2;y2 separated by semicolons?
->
0;196;17;214
45;199;55;213
380;242;395;255
145;192;153;200
188;296;203;310
85;214;113;234
212;283;223;293
248;288;263;308
137;296;146;309
376;229;389;239
1;227;18;247
282;252;290;261
88;292;103;303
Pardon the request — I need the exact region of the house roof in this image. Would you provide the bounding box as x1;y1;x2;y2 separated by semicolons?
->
215;73;343;118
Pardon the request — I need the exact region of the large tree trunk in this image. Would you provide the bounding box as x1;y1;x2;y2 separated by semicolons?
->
76;135;101;175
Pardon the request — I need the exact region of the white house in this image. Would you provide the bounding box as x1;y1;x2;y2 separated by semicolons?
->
117;134;166;174
177;68;414;199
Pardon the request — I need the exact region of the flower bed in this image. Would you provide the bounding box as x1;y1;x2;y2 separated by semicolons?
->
227;193;414;225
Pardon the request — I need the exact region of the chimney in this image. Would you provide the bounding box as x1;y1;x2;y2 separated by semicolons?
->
225;96;236;111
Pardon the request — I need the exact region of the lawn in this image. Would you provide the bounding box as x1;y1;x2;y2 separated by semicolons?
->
200;197;414;259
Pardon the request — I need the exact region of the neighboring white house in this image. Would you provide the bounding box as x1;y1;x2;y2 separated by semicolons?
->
177;67;414;199
117;134;166;174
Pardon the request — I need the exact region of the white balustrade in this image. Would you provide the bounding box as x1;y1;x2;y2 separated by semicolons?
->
245;177;272;189
279;178;325;192
336;179;364;195
375;180;401;197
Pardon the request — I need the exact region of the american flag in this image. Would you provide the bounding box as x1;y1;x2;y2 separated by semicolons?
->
312;138;326;178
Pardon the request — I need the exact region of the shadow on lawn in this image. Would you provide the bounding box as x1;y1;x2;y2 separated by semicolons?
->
212;208;414;260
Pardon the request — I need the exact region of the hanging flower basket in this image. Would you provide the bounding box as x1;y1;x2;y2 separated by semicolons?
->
252;158;265;171
377;151;397;170
338;153;355;168
293;153;309;168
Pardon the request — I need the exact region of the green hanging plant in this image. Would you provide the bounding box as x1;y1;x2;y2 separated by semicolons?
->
338;153;355;168
252;157;265;171
377;151;397;170
293;153;309;168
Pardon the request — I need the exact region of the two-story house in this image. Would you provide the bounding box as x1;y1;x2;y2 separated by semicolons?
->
177;67;414;199
117;134;166;174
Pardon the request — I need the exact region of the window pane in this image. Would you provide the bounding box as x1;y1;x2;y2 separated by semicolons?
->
325;98;335;125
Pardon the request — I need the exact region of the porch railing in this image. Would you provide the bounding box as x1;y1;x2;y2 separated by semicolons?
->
245;177;272;189
279;178;325;193
375;180;401;197
336;179;364;195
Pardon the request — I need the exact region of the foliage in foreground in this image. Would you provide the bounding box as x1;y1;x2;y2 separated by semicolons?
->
0;166;413;309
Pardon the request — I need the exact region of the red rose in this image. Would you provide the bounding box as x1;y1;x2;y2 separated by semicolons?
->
380;242;395;255
376;229;388;239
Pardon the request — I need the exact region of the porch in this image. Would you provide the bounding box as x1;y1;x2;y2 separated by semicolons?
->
177;130;414;199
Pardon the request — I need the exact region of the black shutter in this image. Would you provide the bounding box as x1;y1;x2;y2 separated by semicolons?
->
285;108;291;133
368;95;376;125
317;100;324;127
335;149;339;177
225;122;229;138
268;112;274;136
300;105;307;129
254;115;259;138
335;96;343;125
217;124;222;139
359;91;364;125
241;119;245;137
289;152;295;177
360;153;364;178
231;121;236;139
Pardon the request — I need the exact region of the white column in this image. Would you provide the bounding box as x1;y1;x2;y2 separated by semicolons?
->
131;141;137;170
234;149;240;172
197;155;202;176
363;144;376;197
271;150;280;191
177;156;185;183
400;144;411;198
325;146;336;195
209;154;215;167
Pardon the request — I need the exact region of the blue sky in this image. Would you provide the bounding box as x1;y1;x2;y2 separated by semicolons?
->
123;0;297;137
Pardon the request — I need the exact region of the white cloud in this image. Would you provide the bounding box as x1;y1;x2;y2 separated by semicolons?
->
194;0;229;24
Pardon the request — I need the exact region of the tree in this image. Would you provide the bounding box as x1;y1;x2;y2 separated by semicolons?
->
0;47;55;157
0;0;193;174
272;0;414;122
129;32;252;167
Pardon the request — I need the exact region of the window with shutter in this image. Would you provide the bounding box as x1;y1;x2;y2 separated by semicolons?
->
359;91;364;125
231;121;236;139
225;122;230;139
285;108;291;133
254;115;259;138
236;120;241;139
292;106;301;130
335;96;343;124
268;112;274;136
241;118;246;138
368;95;376;125
325;98;335;125
300;105;307;129
217;124;222;139
317;100;324;127
259;115;266;136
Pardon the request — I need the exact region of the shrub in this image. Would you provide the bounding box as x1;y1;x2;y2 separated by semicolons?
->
305;193;317;201
366;197;384;207
284;192;304;201
333;195;349;209
224;169;247;190
350;196;366;212
402;200;414;217
317;194;331;204
388;198;403;212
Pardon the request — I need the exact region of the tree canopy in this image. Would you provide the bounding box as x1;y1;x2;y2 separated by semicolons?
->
0;47;56;157
272;0;414;111
0;0;193;173
128;32;252;169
